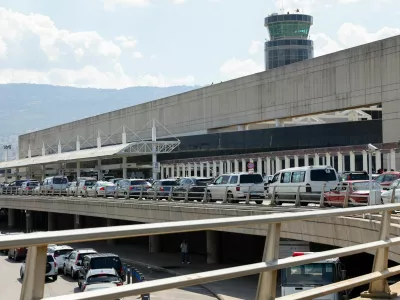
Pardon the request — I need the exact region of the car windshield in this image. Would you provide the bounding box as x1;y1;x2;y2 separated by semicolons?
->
85;180;97;186
87;274;119;284
389;180;400;189
310;169;337;181
90;257;122;270
53;177;68;184
27;182;39;187
352;182;380;191
281;263;335;286
240;174;263;184
161;181;179;186
343;173;369;180
55;249;73;256
77;253;97;261
195;178;213;184
130;180;147;185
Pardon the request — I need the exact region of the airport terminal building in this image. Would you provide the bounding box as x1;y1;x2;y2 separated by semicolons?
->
1;35;400;181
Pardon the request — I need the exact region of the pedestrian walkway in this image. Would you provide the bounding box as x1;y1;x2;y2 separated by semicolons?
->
70;241;257;300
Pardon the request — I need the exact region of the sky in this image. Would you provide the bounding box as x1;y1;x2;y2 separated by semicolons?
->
0;0;399;89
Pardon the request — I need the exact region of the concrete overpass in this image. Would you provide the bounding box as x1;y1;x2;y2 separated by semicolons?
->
2;195;400;263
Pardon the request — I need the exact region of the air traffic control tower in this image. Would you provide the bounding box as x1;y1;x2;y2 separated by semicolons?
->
264;12;314;70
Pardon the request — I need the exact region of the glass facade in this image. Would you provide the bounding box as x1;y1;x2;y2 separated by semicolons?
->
264;13;314;70
265;43;313;70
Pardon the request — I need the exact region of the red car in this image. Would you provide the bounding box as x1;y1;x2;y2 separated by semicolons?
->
324;180;381;206
375;172;400;189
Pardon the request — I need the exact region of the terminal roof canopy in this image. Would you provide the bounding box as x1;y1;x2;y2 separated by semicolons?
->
0;140;180;169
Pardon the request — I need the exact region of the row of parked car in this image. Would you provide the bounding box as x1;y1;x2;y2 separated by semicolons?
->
2;168;400;206
0;235;125;294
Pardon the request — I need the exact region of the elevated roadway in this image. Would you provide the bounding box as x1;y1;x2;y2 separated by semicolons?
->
2;195;400;263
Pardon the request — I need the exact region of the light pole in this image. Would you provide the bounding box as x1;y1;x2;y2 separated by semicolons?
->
3;144;11;161
367;144;378;205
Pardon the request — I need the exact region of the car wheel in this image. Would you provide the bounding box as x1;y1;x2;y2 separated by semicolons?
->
71;268;76;279
227;192;238;204
78;279;82;288
63;265;67;275
52;275;58;281
255;200;263;205
274;195;282;206
206;191;214;202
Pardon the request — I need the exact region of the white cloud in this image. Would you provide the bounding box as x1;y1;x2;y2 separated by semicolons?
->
0;65;196;89
220;58;263;80
0;7;195;88
0;37;6;58
115;36;137;49
171;0;186;4
132;51;143;59
313;23;400;57
248;41;263;55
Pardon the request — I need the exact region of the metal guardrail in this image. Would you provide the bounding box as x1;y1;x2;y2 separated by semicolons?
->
1;182;396;208
0;204;400;300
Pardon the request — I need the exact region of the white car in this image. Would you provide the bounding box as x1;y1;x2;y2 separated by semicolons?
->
47;245;73;271
66;182;78;195
81;268;123;292
20;253;58;281
87;181;116;197
63;248;97;279
206;173;265;204
84;283;124;300
382;179;400;204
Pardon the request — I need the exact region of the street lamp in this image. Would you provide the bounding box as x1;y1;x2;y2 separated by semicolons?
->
3;145;11;161
367;144;378;205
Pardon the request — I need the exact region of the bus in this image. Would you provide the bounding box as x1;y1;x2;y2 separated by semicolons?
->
281;252;347;300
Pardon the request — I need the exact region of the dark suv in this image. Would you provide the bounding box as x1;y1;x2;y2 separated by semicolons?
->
78;253;124;288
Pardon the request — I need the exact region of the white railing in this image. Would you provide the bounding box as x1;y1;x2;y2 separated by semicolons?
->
1;204;400;300
1;182;396;208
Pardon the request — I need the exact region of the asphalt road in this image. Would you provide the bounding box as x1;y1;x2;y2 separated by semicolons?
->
0;253;217;300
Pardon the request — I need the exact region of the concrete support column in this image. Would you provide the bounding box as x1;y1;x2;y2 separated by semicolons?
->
362;150;368;172
48;212;55;231
97;159;102;180
194;163;198;177
26;210;33;233
234;160;239;173
257;158;262;174
206;231;221;264
74;215;80;229
376;150;382;171
206;162;211;178
187;163;191;177
171;165;175;178
181;164;186;177
219;161;224;175
284;156;290;169
325;153;331;167
241;159;246;172
304;155;309;167
349;151;355;171
8;208;15;229
212;161;217;177
294;156;299;168
314;154;320;166
199;163;204;177
337;152;343;173
76;161;81;179
275;157;282;172
266;158;271;175
106;219;116;245
160;166;165;179
391;149;396;171
149;235;161;253
225;160;230;173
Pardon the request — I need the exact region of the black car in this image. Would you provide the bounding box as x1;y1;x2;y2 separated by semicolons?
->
173;177;214;201
78;253;124;288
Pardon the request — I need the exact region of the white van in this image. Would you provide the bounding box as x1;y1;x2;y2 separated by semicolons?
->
267;166;339;206
42;176;69;195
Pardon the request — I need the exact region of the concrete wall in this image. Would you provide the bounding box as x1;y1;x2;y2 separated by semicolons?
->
2;196;400;263
19;35;400;155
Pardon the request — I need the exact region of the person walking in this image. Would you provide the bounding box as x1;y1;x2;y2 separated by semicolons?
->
180;240;190;264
